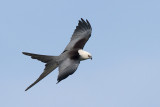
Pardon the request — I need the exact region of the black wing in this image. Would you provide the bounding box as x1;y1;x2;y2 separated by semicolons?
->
64;18;92;51
57;58;80;83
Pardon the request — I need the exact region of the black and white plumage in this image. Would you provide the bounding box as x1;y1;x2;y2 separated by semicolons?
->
23;18;92;91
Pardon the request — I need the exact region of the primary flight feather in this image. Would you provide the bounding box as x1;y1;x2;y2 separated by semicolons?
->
23;18;92;91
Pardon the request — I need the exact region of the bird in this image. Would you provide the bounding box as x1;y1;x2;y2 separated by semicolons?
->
23;18;92;91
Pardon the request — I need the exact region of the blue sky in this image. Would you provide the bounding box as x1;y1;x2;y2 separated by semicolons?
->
0;0;160;107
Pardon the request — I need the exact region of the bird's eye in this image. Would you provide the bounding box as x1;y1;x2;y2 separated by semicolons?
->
88;55;91;57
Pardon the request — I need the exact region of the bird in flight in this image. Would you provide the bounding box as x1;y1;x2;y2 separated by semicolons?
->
23;18;92;91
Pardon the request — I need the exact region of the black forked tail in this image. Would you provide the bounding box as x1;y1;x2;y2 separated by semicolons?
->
22;52;56;63
22;52;59;91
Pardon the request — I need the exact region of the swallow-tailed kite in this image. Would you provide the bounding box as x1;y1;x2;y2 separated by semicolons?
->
23;18;92;91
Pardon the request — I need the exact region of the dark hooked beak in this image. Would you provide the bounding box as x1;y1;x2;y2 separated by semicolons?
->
90;56;92;60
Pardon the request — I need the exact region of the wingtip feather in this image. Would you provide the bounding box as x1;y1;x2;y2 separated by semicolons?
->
76;18;92;30
81;18;85;22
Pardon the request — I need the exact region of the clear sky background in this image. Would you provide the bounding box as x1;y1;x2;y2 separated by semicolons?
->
0;0;160;107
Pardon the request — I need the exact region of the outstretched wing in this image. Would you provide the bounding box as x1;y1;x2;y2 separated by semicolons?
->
57;58;80;83
64;18;92;52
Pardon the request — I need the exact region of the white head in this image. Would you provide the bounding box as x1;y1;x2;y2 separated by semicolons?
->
78;49;92;61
